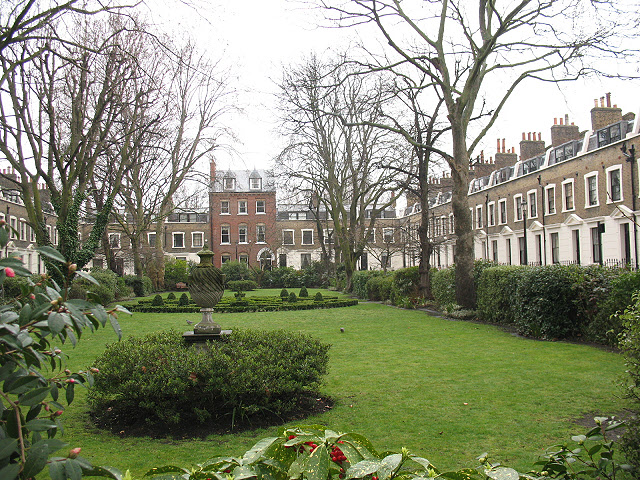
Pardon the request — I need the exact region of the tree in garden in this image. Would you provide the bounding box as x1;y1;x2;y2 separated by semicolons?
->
0;222;125;479
318;0;640;307
277;55;408;291
0;13;144;277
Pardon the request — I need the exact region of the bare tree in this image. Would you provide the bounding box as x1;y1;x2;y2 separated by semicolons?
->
277;55;407;291
0;14;143;274
318;0;640;307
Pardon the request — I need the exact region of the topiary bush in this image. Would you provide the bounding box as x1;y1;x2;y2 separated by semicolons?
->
289;292;298;303
299;285;309;297
178;292;190;306
89;329;331;427
280;288;289;298
314;292;324;302
167;292;176;300
151;294;164;306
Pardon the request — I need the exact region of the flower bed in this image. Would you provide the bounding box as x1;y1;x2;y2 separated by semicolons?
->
128;295;358;313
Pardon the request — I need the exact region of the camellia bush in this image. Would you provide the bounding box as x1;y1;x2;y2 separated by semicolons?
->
0;223;126;479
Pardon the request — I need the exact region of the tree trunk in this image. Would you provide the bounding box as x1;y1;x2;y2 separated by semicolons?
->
450;126;475;308
418;218;433;300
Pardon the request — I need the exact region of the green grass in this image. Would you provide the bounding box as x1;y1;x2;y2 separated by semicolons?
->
53;296;625;477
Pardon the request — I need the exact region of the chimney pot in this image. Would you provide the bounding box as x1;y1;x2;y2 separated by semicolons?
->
559;118;563;126
554;118;558;125
538;132;542;141
606;92;611;107
594;99;598;107
600;97;605;107
565;114;569;124
502;138;506;151
522;132;526;140
497;138;501;153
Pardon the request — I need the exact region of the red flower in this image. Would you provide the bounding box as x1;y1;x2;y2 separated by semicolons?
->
4;267;15;277
69;447;81;458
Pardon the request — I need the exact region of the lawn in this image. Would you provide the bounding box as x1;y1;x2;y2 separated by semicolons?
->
53;290;625;477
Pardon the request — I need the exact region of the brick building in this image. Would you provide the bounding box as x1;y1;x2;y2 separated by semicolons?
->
208;163;278;269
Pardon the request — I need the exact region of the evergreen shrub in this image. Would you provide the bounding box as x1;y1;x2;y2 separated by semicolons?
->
351;270;381;299
431;266;456;307
366;275;393;301
167;292;176;300
280;288;289;298
299;285;309;297
151;294;164;306
178;292;190;306
89;329;330;426
476;265;526;325
289;292;298;303
228;280;258;292
314;292;323;302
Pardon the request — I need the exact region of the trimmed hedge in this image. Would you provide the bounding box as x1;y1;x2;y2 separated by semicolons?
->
128;295;358;313
227;280;258;292
476;266;526;325
88;329;330;427
431;266;456;307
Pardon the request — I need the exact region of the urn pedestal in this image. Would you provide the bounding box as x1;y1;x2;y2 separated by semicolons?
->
182;244;229;344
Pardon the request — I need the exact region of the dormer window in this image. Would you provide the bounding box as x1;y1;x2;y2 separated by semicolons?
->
224;177;235;190
250;177;262;190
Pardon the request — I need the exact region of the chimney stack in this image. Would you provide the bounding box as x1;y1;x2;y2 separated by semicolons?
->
551;113;581;147
520;131;546;161
591;93;622;131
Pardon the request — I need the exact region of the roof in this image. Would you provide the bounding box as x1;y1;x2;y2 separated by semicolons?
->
210;169;276;193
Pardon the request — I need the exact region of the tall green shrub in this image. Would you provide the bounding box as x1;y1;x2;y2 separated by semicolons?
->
351;270;382;299
431;266;456;307
221;260;254;283
477;266;526;324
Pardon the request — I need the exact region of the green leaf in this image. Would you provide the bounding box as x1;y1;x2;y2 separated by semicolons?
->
65;458;84;480
0;227;9;247
486;467;519;480
19;386;51;406
22;440;49;478
37;246;67;263
82;465;124;479
0;311;19;324
305;444;329;480
48;312;67;336
234;465;258;480
74;270;100;285
346;460;382;479
25;418;57;431
379;453;402;480
0;438;18;460
243;437;279;464
18;304;32;327
144;465;190;476
109;315;122;340
66;382;75;405
5;374;40;394
49;461;66;480
0;463;20;480
438;469;481;480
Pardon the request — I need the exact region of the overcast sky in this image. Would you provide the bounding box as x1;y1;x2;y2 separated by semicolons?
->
151;0;640;178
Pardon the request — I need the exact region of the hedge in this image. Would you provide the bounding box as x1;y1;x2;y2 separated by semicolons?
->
227;280;258;292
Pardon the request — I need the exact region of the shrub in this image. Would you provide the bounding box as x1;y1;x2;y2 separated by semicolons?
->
280;288;289;298
221;260;254;283
89;268;119;291
477;265;526;325
89;329;330;427
167;292;177;300
391;266;420;299
513;265;583;339
351;270;382;299
115;276;133;300
431;266;456;307
299;285;309;297
178;292;190;306
301;261;330;288
289;292;298;303
151;294;164;306
366;275;393;301
88;284;115;306
124;274;153;297
314;292;324;302
164;258;189;287
228;279;258;292
618;292;640;474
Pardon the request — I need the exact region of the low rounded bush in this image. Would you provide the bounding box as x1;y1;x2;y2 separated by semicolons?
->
366;275;393;301
391;266;420;299
299;286;309;297
314;292;323;302
228;280;258;292
280;288;289;298
289;292;298;303
178;293;190;306
88;329;330;427
167;292;176;300
87;284;114;306
477;265;526;325
124;275;153;297
151;294;164;306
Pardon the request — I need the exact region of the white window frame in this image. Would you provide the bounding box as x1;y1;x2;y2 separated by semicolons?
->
498;199;507;225
238;225;248;244
302;229;314;245
256;200;266;214
527;190;538;218
238;200;248;215
221;254;231;264
9;216;17;239
514;194;524;222
383;227;394;243
440;216;447;235
172;232;185;249
192;231;204;248
606;165;623;203
584;172;599;208
256;224;266;243
449;213;455;233
220;225;231;245
561;179;575;212
475;205;483;229
223;177;235;190
147;232;156;247
545;185;556;215
220;200;230;215
488;201;496;227
250;177;262;190
282;229;294;245
109;233;121;249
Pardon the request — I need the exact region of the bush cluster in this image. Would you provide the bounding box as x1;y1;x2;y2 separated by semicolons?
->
472;264;640;343
89;329;330;426
227;279;258;292
70;269;142;306
351;267;424;307
261;262;331;289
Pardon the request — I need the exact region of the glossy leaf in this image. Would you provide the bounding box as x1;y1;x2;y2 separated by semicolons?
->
19;386;51;406
82;465;125;479
22;440;49;478
0;463;20;480
305;444;330;480
0;438;18;460
346;460;382;479
66;381;75;404
48;312;67;336
25;418;57;431
65;458;84;480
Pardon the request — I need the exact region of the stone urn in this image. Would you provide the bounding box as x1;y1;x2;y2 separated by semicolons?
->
188;243;225;334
